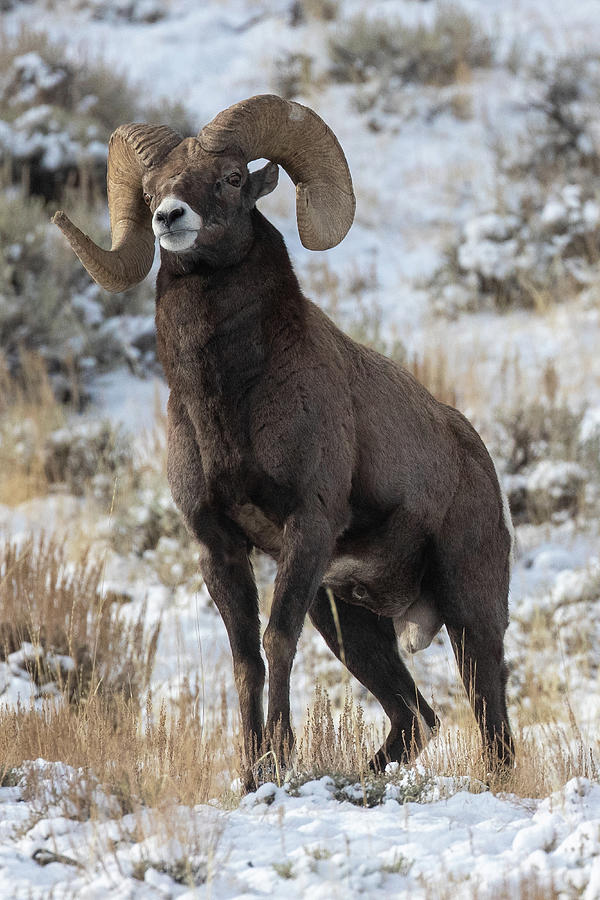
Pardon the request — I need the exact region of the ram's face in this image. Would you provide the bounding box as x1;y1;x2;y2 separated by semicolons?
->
142;139;278;259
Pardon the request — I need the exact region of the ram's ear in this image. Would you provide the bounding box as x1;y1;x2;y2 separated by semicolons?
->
247;162;279;204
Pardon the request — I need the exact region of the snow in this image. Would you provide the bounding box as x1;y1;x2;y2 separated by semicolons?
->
2;0;600;894
1;772;600;897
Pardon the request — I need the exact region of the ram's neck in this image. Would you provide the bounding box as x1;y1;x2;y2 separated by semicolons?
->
154;212;306;395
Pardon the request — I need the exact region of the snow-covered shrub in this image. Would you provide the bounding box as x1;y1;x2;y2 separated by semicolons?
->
132;856;209;888
524;460;587;523
86;312;158;375
142;533;202;590
289;0;338;25
111;485;188;555
328;4;493;88
0;28;191;201
44;420;131;498
68;0;167;24
509;559;600;725
494;400;593;523
0;29;187;381
273;53;315;100
0;360;139;507
512;53;600;181
432;52;600;313
285;768;433;808
0;190;82;359
0;188;156;385
108;468;201;588
498;399;583;476
433;181;600;313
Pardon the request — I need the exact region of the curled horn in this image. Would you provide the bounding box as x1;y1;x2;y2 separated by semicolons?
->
52;124;182;292
198;94;355;251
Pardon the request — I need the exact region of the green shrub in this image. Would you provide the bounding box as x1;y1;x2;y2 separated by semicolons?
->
0;187;156;387
0;189;83;360
329;4;493;87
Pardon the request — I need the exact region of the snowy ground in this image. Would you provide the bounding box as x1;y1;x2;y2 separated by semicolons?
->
2;0;600;896
0;769;599;899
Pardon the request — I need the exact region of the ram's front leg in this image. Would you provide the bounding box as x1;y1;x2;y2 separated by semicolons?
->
189;509;265;787
167;401;265;786
262;510;335;766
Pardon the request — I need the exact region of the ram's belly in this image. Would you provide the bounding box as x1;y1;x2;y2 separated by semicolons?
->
230;506;432;630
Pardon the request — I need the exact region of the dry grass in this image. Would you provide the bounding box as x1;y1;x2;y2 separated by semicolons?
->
0;373;231;814
0;518;595;823
420;716;599;800
296;683;381;780
291;676;600;804
0;535;158;706
406;348;458;407
0;350;64;504
0;533;234;816
3;663;597;824
2;692;234;818
0;350;134;507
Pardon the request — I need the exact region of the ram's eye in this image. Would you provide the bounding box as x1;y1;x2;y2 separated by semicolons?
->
143;193;152;206
226;172;242;188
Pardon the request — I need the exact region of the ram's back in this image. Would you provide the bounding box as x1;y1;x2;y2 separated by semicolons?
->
306;301;499;534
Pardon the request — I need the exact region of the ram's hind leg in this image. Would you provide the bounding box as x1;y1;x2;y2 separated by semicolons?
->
309;589;438;769
436;472;514;770
447;624;514;768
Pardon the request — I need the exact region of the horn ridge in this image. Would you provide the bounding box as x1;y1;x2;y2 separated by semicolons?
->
112;124;183;169
199;94;355;250
53;123;182;292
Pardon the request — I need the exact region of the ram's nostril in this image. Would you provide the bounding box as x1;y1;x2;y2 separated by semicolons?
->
166;207;185;227
155;207;185;228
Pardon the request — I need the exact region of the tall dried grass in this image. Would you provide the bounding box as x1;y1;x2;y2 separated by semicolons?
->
296;683;381;779
294;680;600;804
0;350;64;504
0;535;158;706
2;692;234;817
0;533;234;815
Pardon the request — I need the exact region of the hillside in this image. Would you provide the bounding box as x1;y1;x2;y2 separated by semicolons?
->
1;0;600;895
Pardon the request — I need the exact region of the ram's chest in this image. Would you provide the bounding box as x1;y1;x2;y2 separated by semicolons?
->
158;302;265;458
156;279;265;390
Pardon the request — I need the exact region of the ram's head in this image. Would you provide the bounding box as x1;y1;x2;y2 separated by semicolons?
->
53;94;355;292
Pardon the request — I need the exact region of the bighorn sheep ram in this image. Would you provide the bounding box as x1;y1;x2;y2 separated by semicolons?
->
53;94;514;783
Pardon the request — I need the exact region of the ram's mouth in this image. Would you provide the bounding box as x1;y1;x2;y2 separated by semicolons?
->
158;229;199;251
